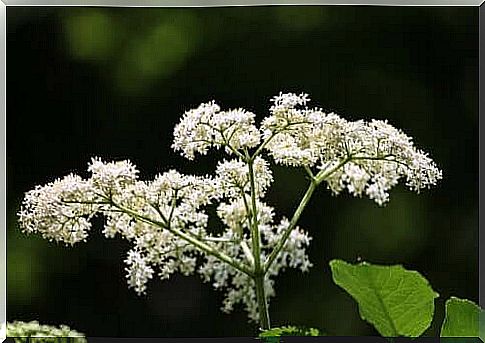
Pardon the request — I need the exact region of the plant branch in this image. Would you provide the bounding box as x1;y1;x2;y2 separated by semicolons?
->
65;197;253;277
247;159;262;272
247;152;271;330
263;179;317;273
304;165;316;182
264;157;352;273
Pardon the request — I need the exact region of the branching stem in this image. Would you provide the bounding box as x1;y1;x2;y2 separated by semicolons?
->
63;197;253;277
247;155;271;330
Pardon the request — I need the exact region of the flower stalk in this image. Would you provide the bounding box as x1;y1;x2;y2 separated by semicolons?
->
247;156;271;329
264;179;317;274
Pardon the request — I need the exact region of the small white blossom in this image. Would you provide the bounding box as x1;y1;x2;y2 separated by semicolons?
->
18;174;98;245
365;174;394;206
341;163;371;197
125;249;154;294
103;212;136;239
172;102;261;159
148;169;214;206
215;157;273;199
88;157;139;195
217;197;274;232
270;92;310;114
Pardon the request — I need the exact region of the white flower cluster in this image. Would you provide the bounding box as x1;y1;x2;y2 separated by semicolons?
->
200;199;312;321
261;92;442;205
215;157;273;198
199;153;311;321
171;92;441;206
18;91;441;324
18;173;97;245
172;102;261;159
18;156;311;321
18;158;218;293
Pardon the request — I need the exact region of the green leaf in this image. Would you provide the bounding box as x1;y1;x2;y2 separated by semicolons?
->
259;325;323;337
329;259;439;337
441;297;483;337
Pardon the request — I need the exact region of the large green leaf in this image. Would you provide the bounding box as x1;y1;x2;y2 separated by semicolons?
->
329;259;439;337
441;297;483;337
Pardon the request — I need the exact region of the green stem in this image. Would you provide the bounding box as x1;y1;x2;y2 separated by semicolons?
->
303;165;316;181
264;157;351;273
315;157;351;184
263;179;317;273
247;156;271;330
107;200;254;277
247;159;262;270
252;131;279;159
254;272;271;330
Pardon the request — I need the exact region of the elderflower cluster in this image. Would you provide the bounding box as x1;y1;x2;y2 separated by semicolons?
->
18;155;310;321
18;158;218;292
215;157;273;198
261;92;442;205
172;101;261;159
171;92;441;206
18;91;442;324
18;174;97;245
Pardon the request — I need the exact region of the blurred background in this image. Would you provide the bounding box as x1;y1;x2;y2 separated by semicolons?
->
7;6;478;337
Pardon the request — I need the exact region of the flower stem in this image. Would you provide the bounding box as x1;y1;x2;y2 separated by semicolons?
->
263;179;317;273
247;159;262;271
107;200;254;277
264;158;351;273
247;156;271;330
254;272;271;330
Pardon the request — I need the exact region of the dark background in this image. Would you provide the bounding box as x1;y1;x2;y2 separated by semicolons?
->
7;6;479;337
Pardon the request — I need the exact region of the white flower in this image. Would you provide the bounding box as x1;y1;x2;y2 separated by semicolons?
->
172;102;261;159
103;212;136;239
217;197;275;239
215;157;273;199
262;95;348;167
125;249;154;294
88;157;139;195
7;320;86;341
365;174;394;206
270;92;310;114
341;163;371;197
18;174;98;245
147;170;217;211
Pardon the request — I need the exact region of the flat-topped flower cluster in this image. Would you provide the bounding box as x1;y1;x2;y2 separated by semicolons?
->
173;92;442;205
18;92;442;323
